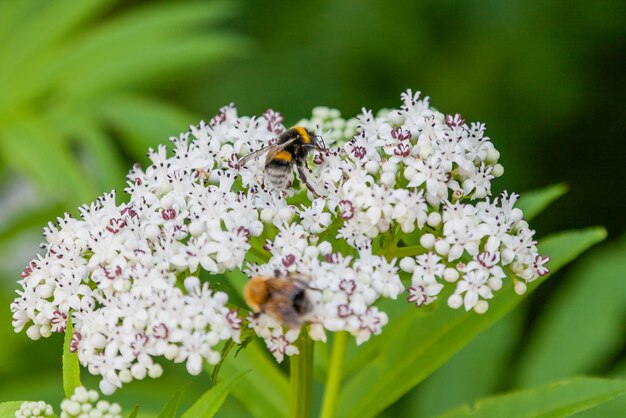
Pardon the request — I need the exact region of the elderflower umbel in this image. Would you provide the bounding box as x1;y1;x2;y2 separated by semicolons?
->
12;89;549;375
15;401;54;418
60;386;122;418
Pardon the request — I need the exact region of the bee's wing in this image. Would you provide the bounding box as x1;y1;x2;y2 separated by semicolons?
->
264;137;298;163
238;144;273;167
238;137;298;167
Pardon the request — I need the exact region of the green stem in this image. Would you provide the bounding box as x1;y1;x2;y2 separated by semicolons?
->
319;331;348;418
389;244;429;258
290;330;314;418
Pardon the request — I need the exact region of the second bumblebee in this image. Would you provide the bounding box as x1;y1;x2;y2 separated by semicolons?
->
244;272;314;328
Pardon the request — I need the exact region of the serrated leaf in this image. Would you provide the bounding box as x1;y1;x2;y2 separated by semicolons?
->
157;382;191;418
181;370;248;418
63;317;81;398
338;227;606;418
219;340;289;418
0;402;23;418
516;183;568;221
517;236;626;386
435;377;626;418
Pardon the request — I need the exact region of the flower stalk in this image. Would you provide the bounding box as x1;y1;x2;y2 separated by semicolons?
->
290;329;314;418
320;331;349;418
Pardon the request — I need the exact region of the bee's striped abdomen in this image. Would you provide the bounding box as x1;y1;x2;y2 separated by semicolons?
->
265;160;292;190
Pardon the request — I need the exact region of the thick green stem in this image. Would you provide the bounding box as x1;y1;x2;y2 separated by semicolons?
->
290;330;314;418
319;331;348;418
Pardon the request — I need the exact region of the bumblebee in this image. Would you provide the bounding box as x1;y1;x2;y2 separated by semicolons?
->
238;126;326;195
244;273;314;328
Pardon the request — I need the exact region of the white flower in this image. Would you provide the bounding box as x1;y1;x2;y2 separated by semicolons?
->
407;280;444;307
452;269;493;311
298;198;332;234
405;159;449;205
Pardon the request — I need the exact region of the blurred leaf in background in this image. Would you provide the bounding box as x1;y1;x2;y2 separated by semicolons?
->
0;0;246;413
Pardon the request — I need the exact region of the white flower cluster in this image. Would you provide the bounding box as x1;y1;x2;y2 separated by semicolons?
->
59;386;122;418
400;193;549;312
295;91;548;314
10;120;272;392
15;387;122;418
15;401;54;418
12;90;549;376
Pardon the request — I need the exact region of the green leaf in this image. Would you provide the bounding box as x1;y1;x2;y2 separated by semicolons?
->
58;0;235;74
0;203;63;246
211;340;237;386
181;370;248;418
338;227;606;418
0;117;95;204
63;316;81;398
409;311;524;417
0;0;113;81
46;107;126;192
95;94;199;160
127;405;140;418
516;183;568;221
63;36;245;98
157;382;191;418
434;377;626;418
516;235;626;386
576;361;626;418
219;340;289;418
0;402;23;418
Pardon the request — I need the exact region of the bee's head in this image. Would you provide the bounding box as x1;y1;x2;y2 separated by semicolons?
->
291;126;326;150
244;276;270;312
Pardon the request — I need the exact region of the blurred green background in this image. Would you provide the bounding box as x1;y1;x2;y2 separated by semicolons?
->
1;0;624;416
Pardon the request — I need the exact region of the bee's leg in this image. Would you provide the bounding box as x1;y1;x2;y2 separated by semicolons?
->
296;164;321;197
